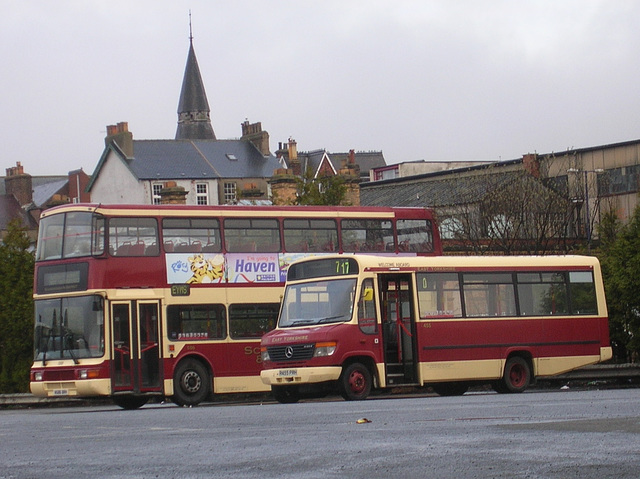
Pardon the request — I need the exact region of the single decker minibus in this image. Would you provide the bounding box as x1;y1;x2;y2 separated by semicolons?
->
260;254;612;402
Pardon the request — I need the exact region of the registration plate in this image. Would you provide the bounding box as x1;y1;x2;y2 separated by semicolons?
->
278;369;298;377
53;389;69;396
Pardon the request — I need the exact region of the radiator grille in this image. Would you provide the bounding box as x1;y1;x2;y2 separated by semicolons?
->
267;343;315;361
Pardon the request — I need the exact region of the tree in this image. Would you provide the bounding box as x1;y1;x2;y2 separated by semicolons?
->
596;207;640;362
295;169;347;206
0;219;35;393
436;170;573;254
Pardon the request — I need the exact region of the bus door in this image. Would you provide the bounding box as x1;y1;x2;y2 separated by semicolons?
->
380;274;417;385
111;301;163;394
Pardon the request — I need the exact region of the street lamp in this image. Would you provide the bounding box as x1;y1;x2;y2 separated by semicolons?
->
567;168;604;251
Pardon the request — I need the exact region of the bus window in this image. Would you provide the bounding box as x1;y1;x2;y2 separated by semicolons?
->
417;273;462;319
109;217;158;256
397;219;435;253
357;279;377;334
462;273;516;317
341;219;393;252
283;219;337;252
62;212;94;258
224;218;281;253
33;295;105;361
163;218;221;253
229;303;279;338
279;279;356;328
167;304;226;340
37;214;65;260
517;272;568;316
37;212;105;261
569;271;597;314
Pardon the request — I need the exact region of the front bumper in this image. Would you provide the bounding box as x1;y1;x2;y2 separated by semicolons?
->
260;366;342;386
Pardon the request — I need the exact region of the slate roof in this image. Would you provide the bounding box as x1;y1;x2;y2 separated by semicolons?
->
175;40;216;140
331;151;387;178
0;195;38;231
296;150;386;179
95;139;282;184
32;179;67;208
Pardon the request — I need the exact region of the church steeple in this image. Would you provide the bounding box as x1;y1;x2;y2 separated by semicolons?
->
175;16;216;140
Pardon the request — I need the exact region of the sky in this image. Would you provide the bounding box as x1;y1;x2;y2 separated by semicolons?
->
2;1;639;176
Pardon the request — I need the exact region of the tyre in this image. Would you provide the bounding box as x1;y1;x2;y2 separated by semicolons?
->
112;395;149;410
272;385;300;404
432;382;469;396
339;362;372;401
172;359;211;407
500;356;531;393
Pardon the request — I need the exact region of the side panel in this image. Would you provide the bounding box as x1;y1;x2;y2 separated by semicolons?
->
416;316;607;383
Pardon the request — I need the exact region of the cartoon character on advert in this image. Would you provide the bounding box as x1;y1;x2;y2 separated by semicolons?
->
186;254;224;284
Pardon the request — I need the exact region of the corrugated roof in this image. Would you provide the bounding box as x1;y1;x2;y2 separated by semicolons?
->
361;171;524;208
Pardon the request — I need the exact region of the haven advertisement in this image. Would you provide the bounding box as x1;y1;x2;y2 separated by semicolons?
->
166;252;314;284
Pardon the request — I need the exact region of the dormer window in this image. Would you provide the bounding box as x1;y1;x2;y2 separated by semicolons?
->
226;154;237;161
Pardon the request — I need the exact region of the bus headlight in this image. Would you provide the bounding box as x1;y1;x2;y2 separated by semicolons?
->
77;369;100;380
33;372;43;381
314;342;337;357
260;347;270;362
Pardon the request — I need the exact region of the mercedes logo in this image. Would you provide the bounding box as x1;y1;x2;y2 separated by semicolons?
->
285;346;294;359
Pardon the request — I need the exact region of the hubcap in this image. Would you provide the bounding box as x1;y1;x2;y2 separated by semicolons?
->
349;371;366;394
510;365;525;387
182;371;201;393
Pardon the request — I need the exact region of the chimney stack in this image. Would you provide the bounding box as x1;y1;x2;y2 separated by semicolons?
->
241;120;271;156
105;121;134;158
5;161;33;206
287;138;301;176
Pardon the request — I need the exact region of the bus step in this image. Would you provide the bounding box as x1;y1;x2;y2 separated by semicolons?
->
386;363;404;374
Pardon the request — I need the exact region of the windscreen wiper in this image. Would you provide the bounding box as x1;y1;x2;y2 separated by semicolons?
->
288;319;316;326
41;328;51;366
317;315;348;324
63;332;79;365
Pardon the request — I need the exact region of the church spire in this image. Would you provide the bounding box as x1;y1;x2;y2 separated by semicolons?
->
175;13;216;140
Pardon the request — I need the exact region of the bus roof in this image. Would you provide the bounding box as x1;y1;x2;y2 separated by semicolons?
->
39;203;436;220
292;253;601;272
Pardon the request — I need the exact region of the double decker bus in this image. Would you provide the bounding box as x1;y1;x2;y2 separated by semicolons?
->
29;203;440;409
260;254;612;402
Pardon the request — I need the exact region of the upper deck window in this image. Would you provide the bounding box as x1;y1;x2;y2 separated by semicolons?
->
163;218;221;253
109;217;158;257
283;218;337;252
37;212;105;261
341;219;393;252
397;219;434;253
224;218;280;253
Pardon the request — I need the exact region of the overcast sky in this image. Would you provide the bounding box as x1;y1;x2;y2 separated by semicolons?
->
2;1;639;176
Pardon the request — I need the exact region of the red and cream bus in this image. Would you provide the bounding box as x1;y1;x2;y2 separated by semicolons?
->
260;254;612;402
29;203;440;409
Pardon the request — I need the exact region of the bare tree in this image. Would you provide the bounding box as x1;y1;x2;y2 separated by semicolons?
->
436;169;574;255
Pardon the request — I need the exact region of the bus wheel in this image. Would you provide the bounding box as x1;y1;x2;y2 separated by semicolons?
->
501;356;531;393
172;359;211;407
112;395;149;410
339;363;372;401
272;386;300;404
432;382;469;396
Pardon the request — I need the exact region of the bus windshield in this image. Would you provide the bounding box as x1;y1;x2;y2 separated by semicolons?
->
34;295;105;363
36;211;105;261
278;278;357;328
